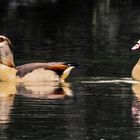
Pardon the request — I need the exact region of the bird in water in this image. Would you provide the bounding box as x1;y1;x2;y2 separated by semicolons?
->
0;35;77;82
131;40;140;81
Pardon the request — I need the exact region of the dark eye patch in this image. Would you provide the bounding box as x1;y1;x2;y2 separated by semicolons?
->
0;37;4;43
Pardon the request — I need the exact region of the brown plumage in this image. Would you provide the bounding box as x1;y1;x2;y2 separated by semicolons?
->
0;35;77;82
16;62;69;77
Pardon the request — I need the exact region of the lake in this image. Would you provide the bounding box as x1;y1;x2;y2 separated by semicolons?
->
0;0;140;139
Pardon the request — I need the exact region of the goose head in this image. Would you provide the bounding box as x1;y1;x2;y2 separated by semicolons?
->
131;40;140;51
0;35;15;67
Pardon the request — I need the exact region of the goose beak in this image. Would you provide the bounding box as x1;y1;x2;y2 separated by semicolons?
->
131;40;140;51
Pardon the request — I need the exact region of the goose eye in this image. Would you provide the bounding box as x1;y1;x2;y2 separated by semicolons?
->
0;37;4;43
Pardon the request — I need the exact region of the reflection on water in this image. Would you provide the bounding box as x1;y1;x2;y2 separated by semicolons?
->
0;96;14;124
0;79;136;140
81;77;138;84
132;84;140;123
0;83;16;124
132;84;140;99
131;83;140;139
0;82;73;124
1;80;140;139
0;82;74;139
17;82;73;99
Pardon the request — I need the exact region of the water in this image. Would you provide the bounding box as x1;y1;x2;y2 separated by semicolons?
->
0;0;140;139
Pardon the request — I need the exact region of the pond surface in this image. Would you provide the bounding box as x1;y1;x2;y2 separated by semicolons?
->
0;0;140;139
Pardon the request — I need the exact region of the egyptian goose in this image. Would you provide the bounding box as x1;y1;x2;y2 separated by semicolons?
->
0;35;77;82
131;40;140;81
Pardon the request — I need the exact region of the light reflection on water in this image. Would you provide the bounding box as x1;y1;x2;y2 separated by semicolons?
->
80;77;137;84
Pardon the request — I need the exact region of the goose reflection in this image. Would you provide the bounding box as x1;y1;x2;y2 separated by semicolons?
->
17;82;73;99
0;82;16;124
132;83;140;99
131;83;140;123
0;81;73;124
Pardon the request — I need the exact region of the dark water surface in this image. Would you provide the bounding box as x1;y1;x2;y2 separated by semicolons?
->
0;0;140;139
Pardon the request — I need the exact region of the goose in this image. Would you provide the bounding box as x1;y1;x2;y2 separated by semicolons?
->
131;40;140;81
0;35;77;82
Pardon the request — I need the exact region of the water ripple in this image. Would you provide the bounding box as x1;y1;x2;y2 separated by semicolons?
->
80;77;139;84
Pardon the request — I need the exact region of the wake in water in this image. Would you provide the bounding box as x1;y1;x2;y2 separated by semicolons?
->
81;77;139;84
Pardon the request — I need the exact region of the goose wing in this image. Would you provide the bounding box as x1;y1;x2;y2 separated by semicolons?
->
15;62;75;78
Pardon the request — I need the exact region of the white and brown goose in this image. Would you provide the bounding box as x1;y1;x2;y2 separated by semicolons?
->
131;40;140;81
0;35;77;82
